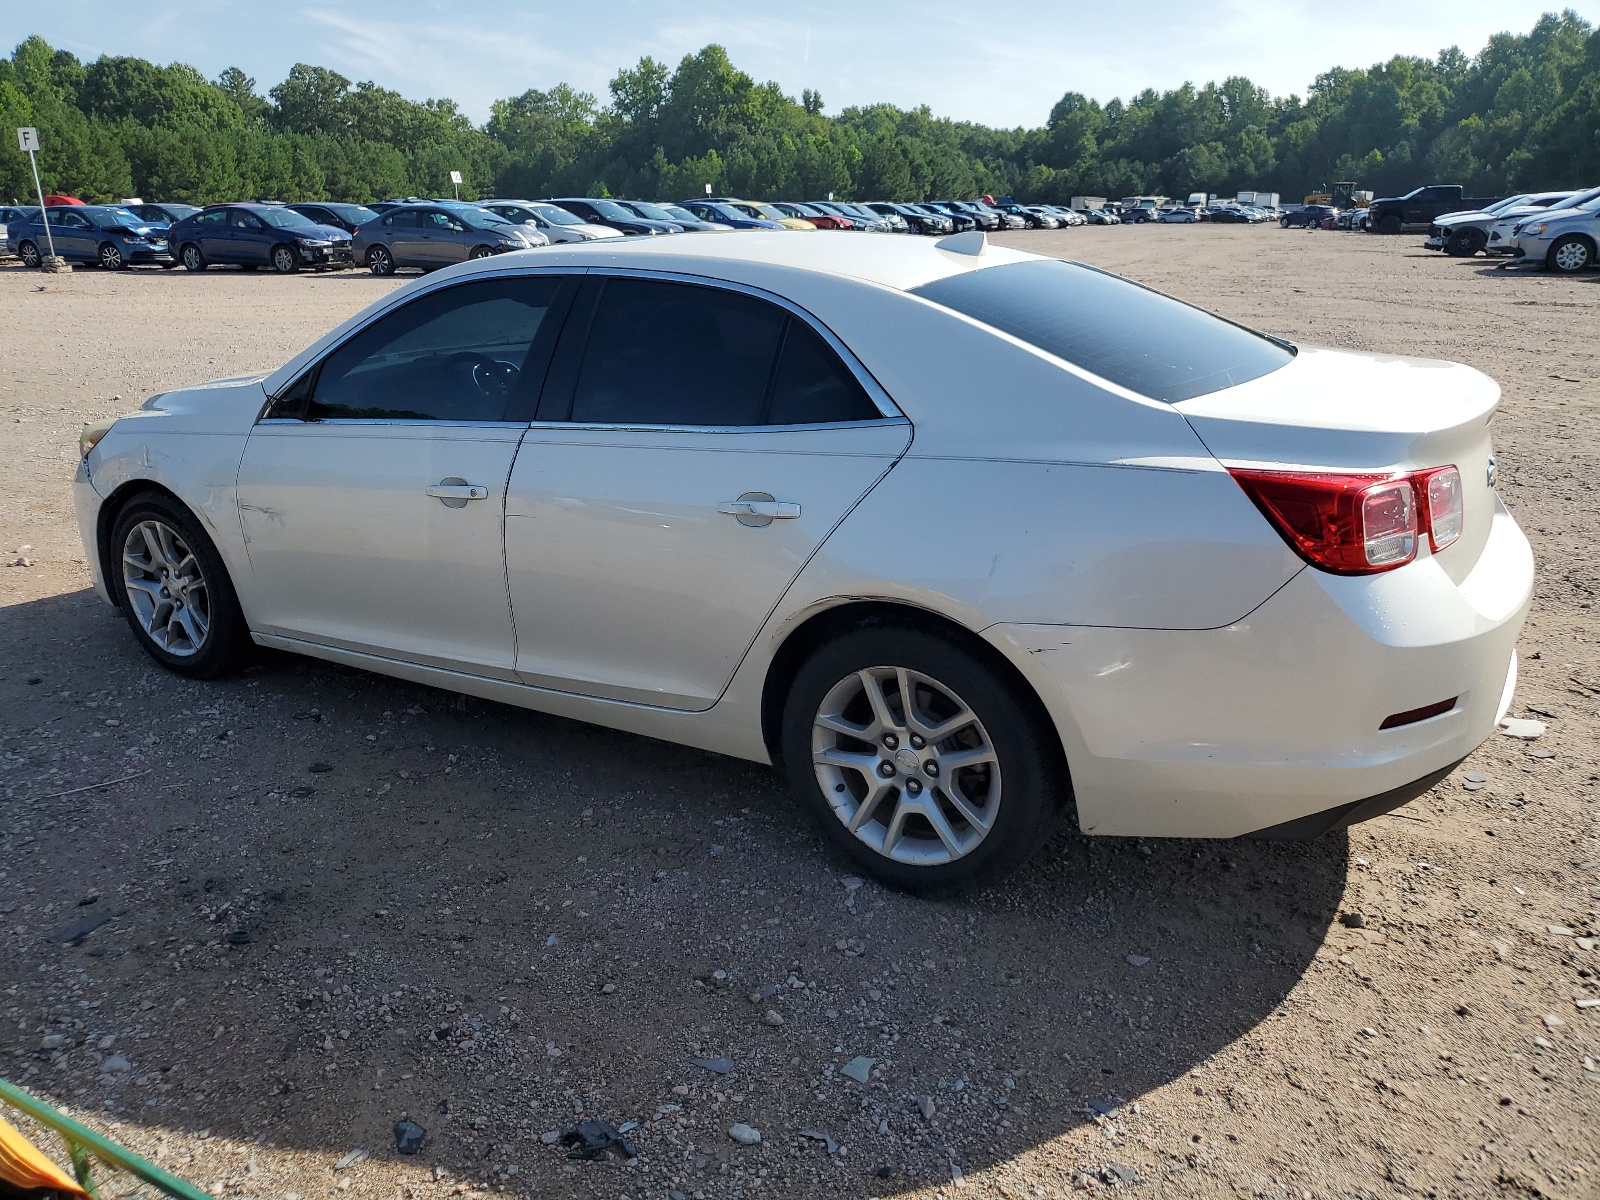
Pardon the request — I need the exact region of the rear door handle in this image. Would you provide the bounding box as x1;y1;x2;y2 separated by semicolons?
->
426;481;489;508
719;492;800;527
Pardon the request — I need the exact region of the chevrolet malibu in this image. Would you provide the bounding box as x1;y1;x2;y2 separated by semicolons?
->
74;232;1533;891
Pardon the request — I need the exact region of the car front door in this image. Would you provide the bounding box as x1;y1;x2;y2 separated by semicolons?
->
230;209;274;264
236;272;576;676
504;274;911;710
50;209;95;260
427;210;471;265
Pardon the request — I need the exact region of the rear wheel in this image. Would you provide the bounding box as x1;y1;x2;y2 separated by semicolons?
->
271;244;299;274
1377;214;1403;235
17;239;41;268
782;625;1065;893
109;493;251;679
180;243;205;271
367;245;394;276
1547;234;1594;274
98;241;126;269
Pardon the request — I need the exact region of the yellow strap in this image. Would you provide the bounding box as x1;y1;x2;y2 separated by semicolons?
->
0;1110;89;1195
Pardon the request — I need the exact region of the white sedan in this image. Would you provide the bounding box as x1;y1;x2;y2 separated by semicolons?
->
74;231;1532;890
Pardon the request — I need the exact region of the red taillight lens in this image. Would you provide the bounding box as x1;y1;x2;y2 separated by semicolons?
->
1232;469;1433;574
1420;465;1462;552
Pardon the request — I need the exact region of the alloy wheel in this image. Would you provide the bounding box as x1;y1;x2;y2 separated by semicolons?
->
368;246;393;276
811;666;1001;866
272;246;298;273
181;245;204;271
19;240;41;268
99;243;125;269
121;519;210;657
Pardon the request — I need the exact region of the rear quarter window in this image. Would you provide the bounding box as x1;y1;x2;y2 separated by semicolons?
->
910;258;1293;403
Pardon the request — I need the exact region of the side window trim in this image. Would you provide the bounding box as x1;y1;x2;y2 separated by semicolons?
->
258;269;585;426
535;268;902;431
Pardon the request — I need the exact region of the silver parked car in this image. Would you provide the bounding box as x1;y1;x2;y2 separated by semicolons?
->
1508;192;1600;273
354;202;546;274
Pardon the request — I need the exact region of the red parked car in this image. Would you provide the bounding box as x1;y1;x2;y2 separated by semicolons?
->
772;202;853;229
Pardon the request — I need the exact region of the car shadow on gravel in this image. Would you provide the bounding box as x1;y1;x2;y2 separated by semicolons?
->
2;589;1348;1195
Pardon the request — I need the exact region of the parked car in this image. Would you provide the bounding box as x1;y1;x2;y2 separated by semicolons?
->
548;198;680;236
1157;207;1200;223
1281;205;1337;229
1081;207;1119;225
75;232;1531;892
997;204;1055;228
1425;193;1573;255
167;204;354;272
912;203;975;233
676;200;787;231
1205;207;1251;224
1;204;40;253
933;202;999;231
864;202;948;234
479;200;623;242
10;205;172;269
772;202;852;229
809;202;891;232
658;203;734;232
287;202;383;234
617;200;721;232
1508;193;1600;273
352;203;541;274
124;202;200;227
708;199;814;231
1484;186;1600;255
1366;185;1503;235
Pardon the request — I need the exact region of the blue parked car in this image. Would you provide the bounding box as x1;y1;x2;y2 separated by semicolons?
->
167;204;354;272
126;202;201;227
286;202;382;234
1;205;40;254
675;200;786;230
11;205;172;269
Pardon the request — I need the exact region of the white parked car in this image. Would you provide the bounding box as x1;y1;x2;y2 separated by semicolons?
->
480;199;623;243
74;232;1532;890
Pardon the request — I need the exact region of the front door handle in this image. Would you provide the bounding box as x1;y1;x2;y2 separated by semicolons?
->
719;492;800;527
426;480;489;509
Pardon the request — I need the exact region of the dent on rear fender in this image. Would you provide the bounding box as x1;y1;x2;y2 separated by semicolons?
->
794;456;1304;630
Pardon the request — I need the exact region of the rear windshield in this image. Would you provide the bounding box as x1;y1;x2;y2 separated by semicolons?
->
910;258;1293;403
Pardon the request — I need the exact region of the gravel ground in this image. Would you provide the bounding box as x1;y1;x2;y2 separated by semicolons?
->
0;228;1596;1200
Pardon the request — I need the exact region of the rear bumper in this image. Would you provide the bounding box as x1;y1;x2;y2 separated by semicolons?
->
987;500;1533;838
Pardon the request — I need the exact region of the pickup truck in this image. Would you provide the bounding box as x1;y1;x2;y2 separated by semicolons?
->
1367;185;1503;234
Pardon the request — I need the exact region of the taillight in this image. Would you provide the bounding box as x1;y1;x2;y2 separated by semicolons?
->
1420;466;1462;552
1230;465;1462;575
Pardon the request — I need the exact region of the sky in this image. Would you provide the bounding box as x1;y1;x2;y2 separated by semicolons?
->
9;0;1598;128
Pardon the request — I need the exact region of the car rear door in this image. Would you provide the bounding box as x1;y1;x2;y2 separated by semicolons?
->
236;273;575;676
503;273;911;710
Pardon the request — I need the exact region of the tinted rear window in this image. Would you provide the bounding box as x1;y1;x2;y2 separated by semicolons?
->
910;258;1292;402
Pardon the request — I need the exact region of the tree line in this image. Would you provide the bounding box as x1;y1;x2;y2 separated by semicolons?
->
2;12;1595;209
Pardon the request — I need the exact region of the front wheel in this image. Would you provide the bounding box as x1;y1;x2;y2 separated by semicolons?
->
1376;214;1403;235
98;242;126;269
469;245;495;259
1547;234;1594;274
1446;228;1486;256
271;244;299;274
109;493;251;679
17;239;41;268
180;243;205;271
366;245;394;276
781;625;1066;893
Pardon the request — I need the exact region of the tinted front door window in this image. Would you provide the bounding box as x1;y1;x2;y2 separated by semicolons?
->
308;275;570;422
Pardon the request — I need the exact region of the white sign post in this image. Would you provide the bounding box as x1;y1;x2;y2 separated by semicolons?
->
449;169;462;201
16;126;59;264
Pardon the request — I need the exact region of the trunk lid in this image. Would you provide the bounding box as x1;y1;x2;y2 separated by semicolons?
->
1175;346;1500;583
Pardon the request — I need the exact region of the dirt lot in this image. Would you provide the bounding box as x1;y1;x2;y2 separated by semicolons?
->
0;228;1596;1200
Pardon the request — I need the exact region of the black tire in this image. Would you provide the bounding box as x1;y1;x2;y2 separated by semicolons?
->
781;624;1066;894
271;244;299;274
98;241;126;269
1376;214;1403;235
180;243;205;271
469;244;495;259
108;493;252;680
1445;228;1486;256
1279;216;1290;228
1546;234;1595;274
366;245;394;276
17;239;42;268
